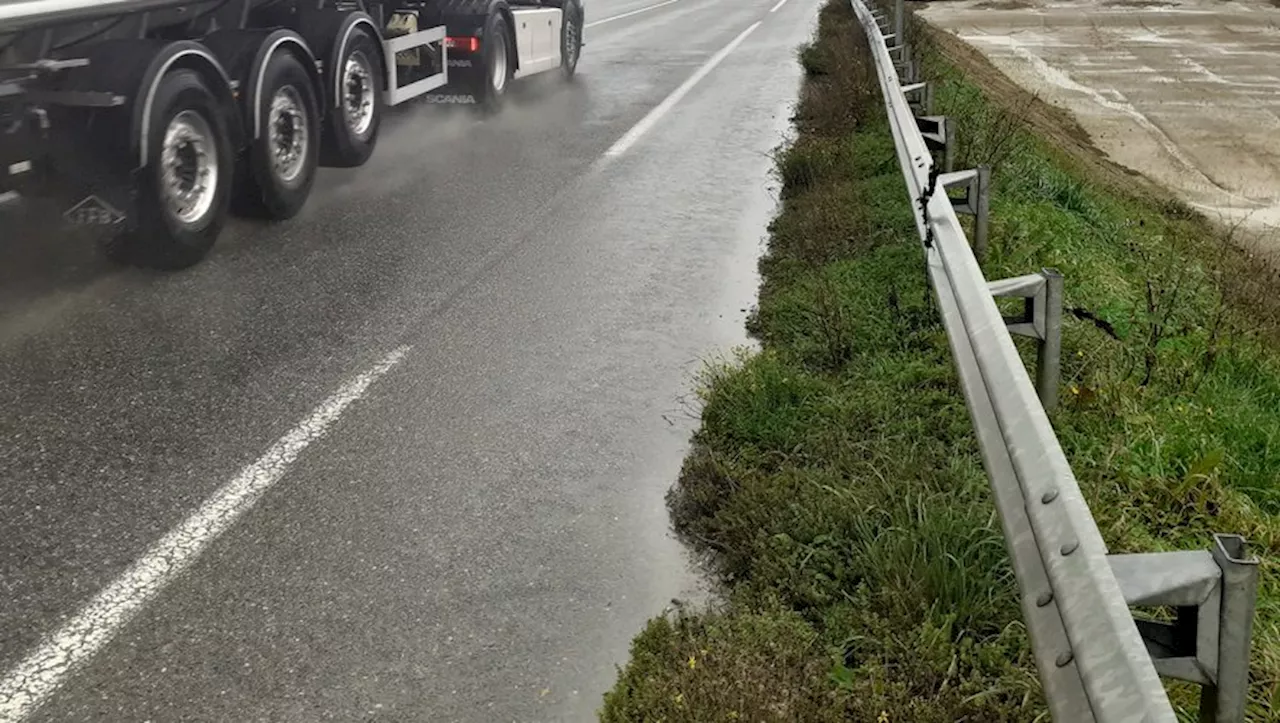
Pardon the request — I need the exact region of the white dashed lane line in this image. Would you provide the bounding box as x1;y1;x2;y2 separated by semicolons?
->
585;0;682;28
603;20;763;158
0;346;410;723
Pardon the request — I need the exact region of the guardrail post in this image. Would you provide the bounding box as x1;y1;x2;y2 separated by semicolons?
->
894;0;905;53
903;81;924;113
888;41;907;85
986;269;1063;411
974;165;990;260
1108;534;1260;723
944;116;956;172
941;166;990;262
917;116;954;173
1202;535;1260;723
1036;268;1063;411
884;20;911;83
902;81;932;115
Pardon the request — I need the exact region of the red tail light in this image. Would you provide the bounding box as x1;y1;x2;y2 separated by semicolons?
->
445;36;480;53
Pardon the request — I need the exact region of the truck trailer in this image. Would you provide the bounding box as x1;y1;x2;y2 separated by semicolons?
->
0;0;585;268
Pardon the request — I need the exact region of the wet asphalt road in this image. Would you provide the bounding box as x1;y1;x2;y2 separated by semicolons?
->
0;0;818;719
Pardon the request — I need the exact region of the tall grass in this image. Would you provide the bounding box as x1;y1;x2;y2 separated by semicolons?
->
601;1;1280;719
915;9;1280;713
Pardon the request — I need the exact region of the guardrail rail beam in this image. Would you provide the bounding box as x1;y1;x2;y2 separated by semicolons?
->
848;0;1261;720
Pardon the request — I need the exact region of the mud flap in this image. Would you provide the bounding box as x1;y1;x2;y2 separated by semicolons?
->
423;66;479;104
43;127;138;235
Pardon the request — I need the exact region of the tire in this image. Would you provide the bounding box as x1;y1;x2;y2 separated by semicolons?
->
474;12;512;113
234;51;320;219
100;229;134;265
119;68;234;270
560;4;583;79
321;27;382;168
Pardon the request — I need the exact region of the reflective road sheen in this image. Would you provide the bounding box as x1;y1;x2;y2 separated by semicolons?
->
0;0;819;719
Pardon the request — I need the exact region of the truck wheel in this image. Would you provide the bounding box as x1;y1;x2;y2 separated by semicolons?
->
234;52;320;219
475;12;512;112
560;5;582;79
322;27;382;167
125;68;234;270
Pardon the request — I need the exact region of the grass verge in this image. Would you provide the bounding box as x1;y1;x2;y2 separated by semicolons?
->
600;1;1280;720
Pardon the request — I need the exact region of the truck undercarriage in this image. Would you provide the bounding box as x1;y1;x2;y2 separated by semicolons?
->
0;0;584;268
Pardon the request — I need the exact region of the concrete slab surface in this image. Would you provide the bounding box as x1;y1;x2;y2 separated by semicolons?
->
919;0;1280;242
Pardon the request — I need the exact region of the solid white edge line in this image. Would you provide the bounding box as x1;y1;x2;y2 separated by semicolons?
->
584;0;680;28
0;346;411;723
769;0;790;12
604;20;763;158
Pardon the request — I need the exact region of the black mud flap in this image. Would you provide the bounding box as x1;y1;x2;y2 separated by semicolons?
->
62;192;131;230
45;142;138;235
421;89;478;104
39;105;139;235
423;59;480;105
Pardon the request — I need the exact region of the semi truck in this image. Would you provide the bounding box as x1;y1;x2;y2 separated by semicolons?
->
0;0;585;269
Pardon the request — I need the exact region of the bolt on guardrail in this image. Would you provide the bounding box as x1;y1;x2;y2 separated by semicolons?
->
850;0;1261;720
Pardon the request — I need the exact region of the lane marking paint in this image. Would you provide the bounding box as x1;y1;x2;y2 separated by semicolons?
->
0;346;410;723
585;0;681;28
769;0;790;12
604;20;762;158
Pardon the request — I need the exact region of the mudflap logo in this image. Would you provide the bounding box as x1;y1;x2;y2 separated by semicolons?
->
64;195;125;226
424;94;476;104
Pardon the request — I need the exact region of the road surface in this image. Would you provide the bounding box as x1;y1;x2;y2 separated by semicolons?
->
0;0;818;719
918;0;1280;244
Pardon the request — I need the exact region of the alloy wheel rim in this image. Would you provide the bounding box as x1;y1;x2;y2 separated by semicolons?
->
161;110;218;226
491;35;508;93
343;51;375;138
269;85;309;185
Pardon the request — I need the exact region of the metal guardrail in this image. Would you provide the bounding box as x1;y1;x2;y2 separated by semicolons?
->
847;1;1260;721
